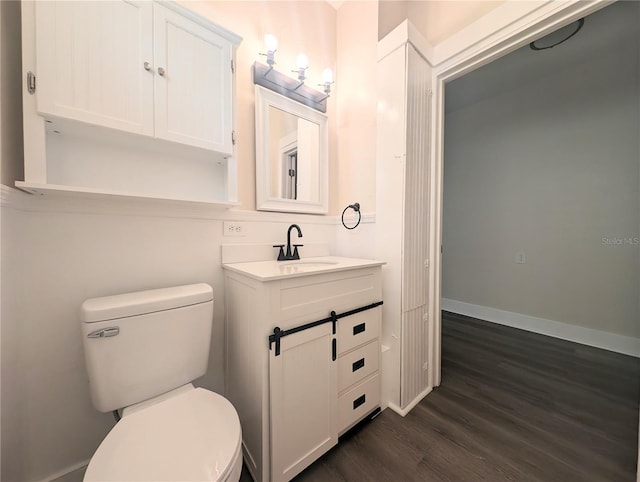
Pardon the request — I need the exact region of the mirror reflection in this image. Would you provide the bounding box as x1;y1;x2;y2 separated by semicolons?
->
268;106;320;203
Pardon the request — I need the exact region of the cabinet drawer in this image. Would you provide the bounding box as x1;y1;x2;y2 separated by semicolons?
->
274;268;381;326
338;374;380;434
337;308;380;355
338;341;379;393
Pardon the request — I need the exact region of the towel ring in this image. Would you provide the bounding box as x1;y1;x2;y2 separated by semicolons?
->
341;202;361;230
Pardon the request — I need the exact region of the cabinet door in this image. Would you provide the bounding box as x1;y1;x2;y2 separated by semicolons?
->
35;1;154;135
269;324;338;481
153;4;234;153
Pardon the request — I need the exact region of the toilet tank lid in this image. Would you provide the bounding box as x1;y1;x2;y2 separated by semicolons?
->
81;283;213;323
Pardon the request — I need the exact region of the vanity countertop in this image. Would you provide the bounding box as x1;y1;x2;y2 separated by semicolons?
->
222;256;384;281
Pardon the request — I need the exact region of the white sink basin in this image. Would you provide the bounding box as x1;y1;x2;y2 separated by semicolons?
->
223;256;384;281
281;260;339;267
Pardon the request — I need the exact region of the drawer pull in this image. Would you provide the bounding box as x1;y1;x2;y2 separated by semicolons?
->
352;358;365;372
353;323;366;335
353;394;366;410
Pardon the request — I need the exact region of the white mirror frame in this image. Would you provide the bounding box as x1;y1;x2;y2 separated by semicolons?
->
255;85;329;214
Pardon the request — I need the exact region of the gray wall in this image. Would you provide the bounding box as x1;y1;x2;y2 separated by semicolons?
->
1;0;23;187
443;11;640;339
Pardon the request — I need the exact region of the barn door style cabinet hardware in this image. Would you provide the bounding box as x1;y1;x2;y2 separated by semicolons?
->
268;301;384;356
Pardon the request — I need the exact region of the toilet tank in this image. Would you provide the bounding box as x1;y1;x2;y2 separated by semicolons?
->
81;284;214;412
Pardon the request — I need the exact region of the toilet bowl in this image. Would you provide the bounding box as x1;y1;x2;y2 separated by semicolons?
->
80;284;242;482
84;385;242;482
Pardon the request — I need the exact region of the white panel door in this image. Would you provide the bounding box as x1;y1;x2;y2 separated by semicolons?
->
153;4;233;153
35;1;154;135
269;324;337;481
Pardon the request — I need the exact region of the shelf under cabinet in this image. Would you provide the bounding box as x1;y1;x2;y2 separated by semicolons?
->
15;181;240;208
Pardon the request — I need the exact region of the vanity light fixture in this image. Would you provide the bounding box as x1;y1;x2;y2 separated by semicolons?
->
319;68;333;101
260;34;278;74
253;42;333;113
292;54;308;90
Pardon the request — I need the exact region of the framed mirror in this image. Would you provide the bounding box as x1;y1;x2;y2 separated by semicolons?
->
255;86;328;214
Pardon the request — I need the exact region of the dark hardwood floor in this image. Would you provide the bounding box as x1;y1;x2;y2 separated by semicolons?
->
283;311;640;481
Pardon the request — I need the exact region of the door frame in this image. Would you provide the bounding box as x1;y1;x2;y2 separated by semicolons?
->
428;0;614;386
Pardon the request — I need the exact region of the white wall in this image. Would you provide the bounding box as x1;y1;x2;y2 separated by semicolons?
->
1;2;26;479
1;191;341;481
407;0;505;46
183;1;339;213
336;0;378;214
1;1;342;480
378;0;505;45
378;0;407;41
442;12;640;341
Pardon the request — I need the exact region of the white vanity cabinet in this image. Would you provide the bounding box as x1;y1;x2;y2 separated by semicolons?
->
19;0;241;204
269;322;338;481
223;258;384;482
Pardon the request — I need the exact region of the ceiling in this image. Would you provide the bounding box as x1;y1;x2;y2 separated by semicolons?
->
445;0;640;113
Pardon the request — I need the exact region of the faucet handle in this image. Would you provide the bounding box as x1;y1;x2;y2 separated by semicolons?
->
273;244;286;261
292;244;304;260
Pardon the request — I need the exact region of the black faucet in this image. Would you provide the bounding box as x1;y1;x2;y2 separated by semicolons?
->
273;224;304;261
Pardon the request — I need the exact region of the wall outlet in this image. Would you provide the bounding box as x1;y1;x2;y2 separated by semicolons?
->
515;252;526;264
223;221;246;237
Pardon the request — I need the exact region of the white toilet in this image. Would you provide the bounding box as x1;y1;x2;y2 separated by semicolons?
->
80;283;242;482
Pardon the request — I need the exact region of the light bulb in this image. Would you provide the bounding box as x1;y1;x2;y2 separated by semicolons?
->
322;68;333;84
264;34;278;52
296;54;308;70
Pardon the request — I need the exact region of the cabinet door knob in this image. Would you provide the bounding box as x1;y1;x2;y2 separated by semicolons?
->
158;67;166;77
143;61;153;72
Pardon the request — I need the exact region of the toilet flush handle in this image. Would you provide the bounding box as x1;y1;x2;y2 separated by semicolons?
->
87;327;120;338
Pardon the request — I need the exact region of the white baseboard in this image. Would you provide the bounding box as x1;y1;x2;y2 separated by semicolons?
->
442;298;640;358
387;386;433;417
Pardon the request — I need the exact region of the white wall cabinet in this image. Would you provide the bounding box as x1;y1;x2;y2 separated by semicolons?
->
19;0;241;205
35;1;155;136
153;3;234;153
376;39;433;413
224;263;383;482
34;1;234;154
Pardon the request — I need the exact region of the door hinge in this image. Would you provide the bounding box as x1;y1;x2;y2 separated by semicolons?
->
231;59;235;74
231;130;236;145
27;71;36;94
